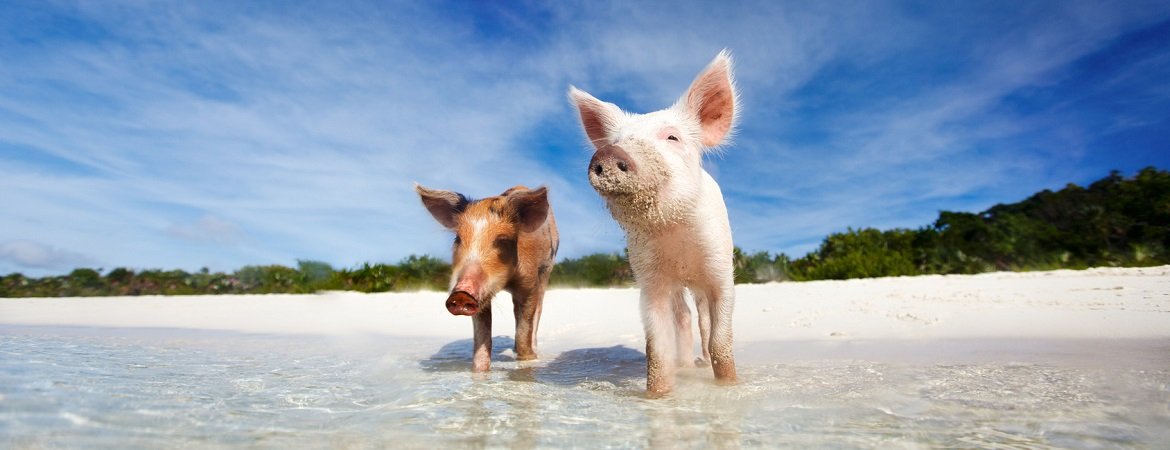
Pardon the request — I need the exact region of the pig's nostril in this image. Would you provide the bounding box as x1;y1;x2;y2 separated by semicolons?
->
593;163;603;175
617;161;629;172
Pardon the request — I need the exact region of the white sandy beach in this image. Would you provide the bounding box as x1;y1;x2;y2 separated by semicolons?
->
3;266;1168;351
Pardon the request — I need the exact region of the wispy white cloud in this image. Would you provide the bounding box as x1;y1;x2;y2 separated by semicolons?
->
0;240;95;270
1;0;1168;275
706;1;1170;254
166;214;245;245
0;0;623;275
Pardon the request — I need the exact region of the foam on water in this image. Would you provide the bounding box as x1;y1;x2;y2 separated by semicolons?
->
2;326;1168;448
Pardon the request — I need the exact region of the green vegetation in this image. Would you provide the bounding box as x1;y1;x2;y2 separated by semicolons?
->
789;167;1170;279
2;168;1167;297
664;167;1169;282
551;252;634;287
1;256;451;298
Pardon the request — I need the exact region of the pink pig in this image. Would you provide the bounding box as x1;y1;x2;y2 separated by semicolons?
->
569;51;740;396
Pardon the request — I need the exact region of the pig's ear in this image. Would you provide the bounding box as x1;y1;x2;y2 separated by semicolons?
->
508;186;550;233
569;86;622;149
680;49;738;148
414;183;468;230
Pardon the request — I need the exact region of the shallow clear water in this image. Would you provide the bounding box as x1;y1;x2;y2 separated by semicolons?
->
2;326;1168;449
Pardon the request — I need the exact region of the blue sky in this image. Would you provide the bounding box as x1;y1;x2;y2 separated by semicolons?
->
2;1;1169;276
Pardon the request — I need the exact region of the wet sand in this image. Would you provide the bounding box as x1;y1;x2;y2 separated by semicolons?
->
3;267;1169;448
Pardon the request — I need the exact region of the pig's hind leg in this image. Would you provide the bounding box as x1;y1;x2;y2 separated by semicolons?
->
672;289;697;368
691;289;712;367
512;286;542;361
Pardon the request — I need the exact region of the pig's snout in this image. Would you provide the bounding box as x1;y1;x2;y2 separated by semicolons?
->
589;144;637;194
446;291;479;316
448;264;486;315
590;144;635;177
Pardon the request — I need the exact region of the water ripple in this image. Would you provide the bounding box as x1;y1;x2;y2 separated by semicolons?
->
1;328;1168;448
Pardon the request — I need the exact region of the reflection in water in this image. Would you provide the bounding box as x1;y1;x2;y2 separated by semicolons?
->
646;394;745;450
421;336;650;448
2;327;1168;448
420;336;518;372
539;345;646;386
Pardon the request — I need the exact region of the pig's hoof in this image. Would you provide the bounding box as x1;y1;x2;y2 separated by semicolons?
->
645;387;672;399
516;353;538;361
713;372;739;386
694;357;710;368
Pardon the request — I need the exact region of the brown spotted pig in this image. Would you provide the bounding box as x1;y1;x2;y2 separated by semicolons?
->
415;184;558;372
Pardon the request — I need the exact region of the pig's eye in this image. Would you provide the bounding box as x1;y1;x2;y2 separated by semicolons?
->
494;236;517;262
493;236;516;260
453;235;462;246
666;135;680;142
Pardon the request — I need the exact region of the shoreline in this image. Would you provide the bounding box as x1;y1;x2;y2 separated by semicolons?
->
2;266;1168;346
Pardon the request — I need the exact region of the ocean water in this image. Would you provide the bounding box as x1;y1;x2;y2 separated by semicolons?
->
2;326;1168;449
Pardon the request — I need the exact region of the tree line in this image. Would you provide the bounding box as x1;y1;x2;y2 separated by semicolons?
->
2;168;1167;297
0;256;452;298
768;166;1170;280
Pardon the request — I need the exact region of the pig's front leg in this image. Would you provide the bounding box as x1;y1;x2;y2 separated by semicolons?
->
642;281;679;397
472;301;493;372
511;286;543;361
705;282;737;384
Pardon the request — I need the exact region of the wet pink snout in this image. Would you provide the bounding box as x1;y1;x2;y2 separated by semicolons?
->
589;144;636;177
446;291;479;316
588;144;639;195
